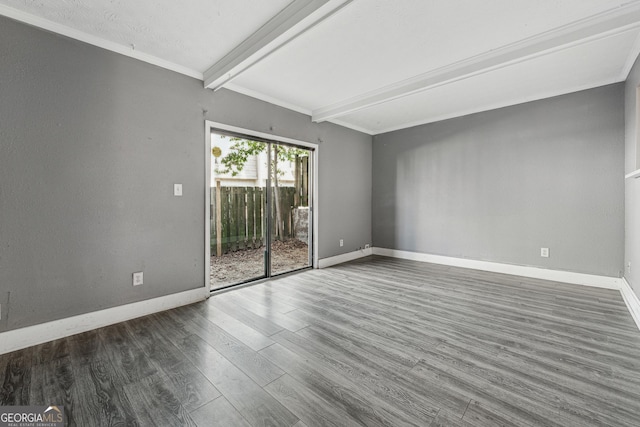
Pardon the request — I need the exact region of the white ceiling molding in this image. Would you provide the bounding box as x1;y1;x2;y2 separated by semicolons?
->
312;2;640;124
3;0;638;135
203;0;352;91
224;83;374;134
224;82;312;116
371;78;624;135
620;29;640;80
0;3;203;80
326;118;375;136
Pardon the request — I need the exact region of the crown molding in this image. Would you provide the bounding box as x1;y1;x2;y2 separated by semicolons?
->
204;0;352;90
0;4;203;80
312;2;640;123
225;83;312;116
224;83;376;135
370;78;622;135
326;118;375;135
620;27;640;80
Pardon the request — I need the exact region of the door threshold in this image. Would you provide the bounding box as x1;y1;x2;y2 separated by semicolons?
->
210;266;312;296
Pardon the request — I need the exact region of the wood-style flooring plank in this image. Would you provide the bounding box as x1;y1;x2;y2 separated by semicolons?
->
209;295;284;336
160;360;221;412
272;328;452;422
260;342;432;427
293;326;468;417
0;348;32;406
271;287;439;362
295;269;640;377
2;255;640;427
97;323;157;386
407;359;571;427
264;374;364;427
124;315;221;411
149;310;192;345
189;302;275;351
67;328;139;426
424;343;638;426
31;338;71;365
461;399;539;427
72;358;138;427
28;356;77;426
215;291;310;332
174;333;297;427
238;282;321;311
437;339;640;416
122;373;197;426
125;315;186;367
289;313;419;371
322;266;640;344
189;396;252;427
429;410;476;427
175;304;285;387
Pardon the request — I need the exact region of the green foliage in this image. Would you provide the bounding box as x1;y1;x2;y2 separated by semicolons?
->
217;137;308;177
216;138;264;176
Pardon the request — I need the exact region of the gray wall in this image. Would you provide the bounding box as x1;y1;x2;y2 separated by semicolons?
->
373;85;625;277
0;16;371;332
625;54;640;299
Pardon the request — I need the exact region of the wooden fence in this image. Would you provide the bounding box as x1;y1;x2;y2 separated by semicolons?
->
210;186;298;255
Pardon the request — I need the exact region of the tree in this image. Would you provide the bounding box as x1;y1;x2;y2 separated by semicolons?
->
216;137;308;240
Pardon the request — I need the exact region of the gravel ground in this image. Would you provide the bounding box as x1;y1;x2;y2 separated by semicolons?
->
210;239;309;289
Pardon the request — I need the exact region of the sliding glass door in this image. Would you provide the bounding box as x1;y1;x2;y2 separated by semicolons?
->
269;143;312;276
209;131;312;290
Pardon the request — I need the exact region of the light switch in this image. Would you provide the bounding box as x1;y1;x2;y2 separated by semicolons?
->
133;271;143;286
174;183;183;196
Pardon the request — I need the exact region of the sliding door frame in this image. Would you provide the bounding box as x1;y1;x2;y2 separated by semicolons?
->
204;120;319;288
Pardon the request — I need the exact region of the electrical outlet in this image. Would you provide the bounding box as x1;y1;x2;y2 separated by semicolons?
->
364;244;370;249
339;239;344;247
173;183;183;196
540;248;549;258
133;271;144;286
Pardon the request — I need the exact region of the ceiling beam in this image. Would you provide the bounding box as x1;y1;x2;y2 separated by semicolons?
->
312;2;640;123
204;0;352;90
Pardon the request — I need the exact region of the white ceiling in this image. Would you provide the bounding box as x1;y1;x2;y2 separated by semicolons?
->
2;0;640;134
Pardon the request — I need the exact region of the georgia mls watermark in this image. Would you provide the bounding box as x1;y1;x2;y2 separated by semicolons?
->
0;406;65;427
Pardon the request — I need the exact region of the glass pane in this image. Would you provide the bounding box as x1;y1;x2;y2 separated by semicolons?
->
270;144;312;276
210;134;268;289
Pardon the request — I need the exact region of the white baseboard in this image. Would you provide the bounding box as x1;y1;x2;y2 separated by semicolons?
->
0;287;209;355
621;278;640;331
372;247;623;290
318;247;373;269
3;250;636;355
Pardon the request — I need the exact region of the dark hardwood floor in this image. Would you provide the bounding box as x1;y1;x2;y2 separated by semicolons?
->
2;255;640;426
